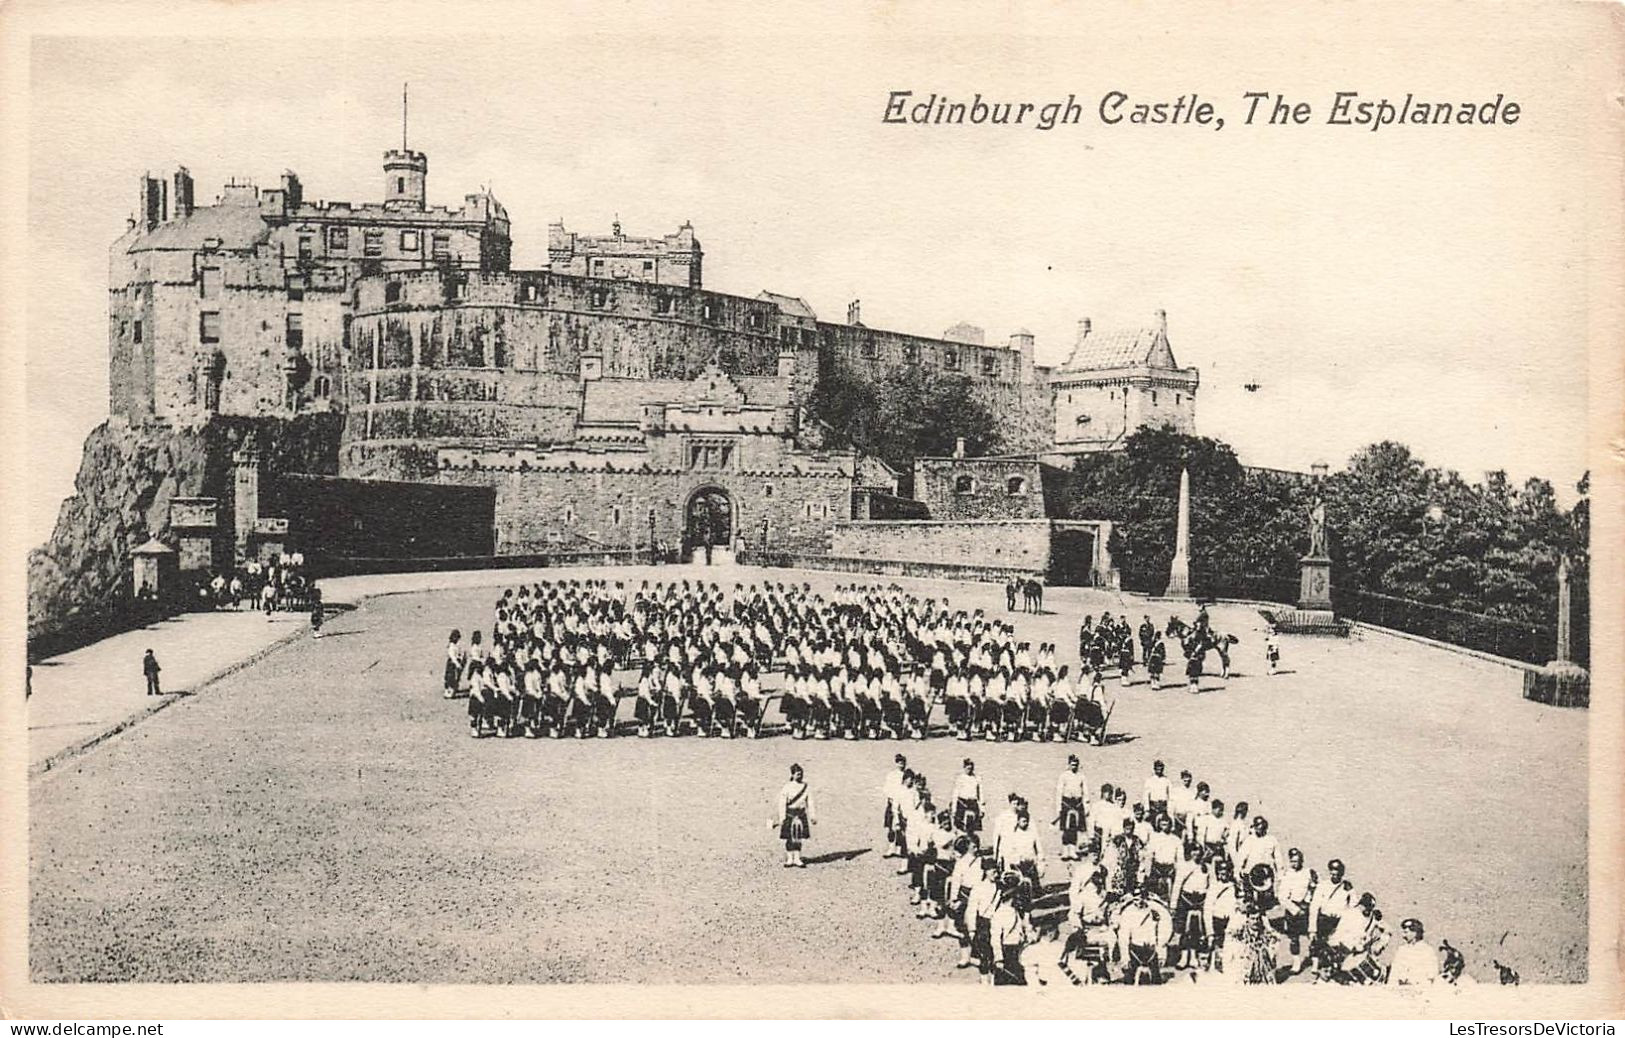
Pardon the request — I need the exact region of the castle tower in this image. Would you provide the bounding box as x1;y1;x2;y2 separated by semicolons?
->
383;149;427;210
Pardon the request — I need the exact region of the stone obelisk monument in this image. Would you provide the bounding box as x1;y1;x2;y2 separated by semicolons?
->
1525;555;1590;707
1163;467;1192;598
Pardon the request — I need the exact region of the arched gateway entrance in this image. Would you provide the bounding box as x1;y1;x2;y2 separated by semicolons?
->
684;487;734;565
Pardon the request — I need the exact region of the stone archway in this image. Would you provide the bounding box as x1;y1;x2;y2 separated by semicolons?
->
684;486;734;565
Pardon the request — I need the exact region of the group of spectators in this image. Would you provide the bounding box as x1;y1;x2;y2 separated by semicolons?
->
876;754;1480;987
194;553;314;615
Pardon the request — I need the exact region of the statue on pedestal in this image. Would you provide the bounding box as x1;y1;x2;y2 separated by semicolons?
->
1308;498;1328;558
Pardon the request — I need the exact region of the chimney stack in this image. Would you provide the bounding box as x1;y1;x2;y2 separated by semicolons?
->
1155;309;1168;334
847;299;862;326
1077;317;1092;341
172;167;194;220
139;173;167;230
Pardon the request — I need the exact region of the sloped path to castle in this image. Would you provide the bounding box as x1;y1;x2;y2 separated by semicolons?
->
29;566;1587;984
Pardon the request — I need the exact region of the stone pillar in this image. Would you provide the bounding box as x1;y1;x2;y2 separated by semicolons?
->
1556;555;1571;664
233;439;261;564
1163;467;1191;598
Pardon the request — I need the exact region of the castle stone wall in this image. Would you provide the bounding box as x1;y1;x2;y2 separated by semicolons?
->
829;519;1053;574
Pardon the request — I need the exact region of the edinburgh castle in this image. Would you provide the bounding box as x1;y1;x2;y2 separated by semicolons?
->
33;130;1201;647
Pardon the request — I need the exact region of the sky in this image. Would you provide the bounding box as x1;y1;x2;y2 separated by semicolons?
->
22;5;1607;547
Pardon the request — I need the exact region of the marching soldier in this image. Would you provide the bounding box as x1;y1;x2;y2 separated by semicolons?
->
1054;755;1089;861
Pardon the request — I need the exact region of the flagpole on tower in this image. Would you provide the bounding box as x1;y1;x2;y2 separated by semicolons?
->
402;82;409;150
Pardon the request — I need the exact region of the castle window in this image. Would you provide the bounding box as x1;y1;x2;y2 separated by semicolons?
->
285;313;303;351
763;483;774;498
593;259;604;272
953;475;975;494
590;287;611;309
1152;391;1158;405
363;229;384;257
401;230;420;252
200;267;222;300
1176;393;1182;404
861;338;877;360
701;301;716;322
286;276;306;301
431;233;451;259
655;293;674;315
199;311;221;344
1006;476;1027;496
801;328;816;347
748;312;765;331
313;375;331;398
133;319;143;343
944;348;960;370
780;327;793;345
642;260;653;272
612;506;622;526
904;343;919;364
396;177;406;193
822;327;836;347
384;281;402;305
328;226;349;251
981;354;997;376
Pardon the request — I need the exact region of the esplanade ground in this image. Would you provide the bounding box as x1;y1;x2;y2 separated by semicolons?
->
28;565;1586;985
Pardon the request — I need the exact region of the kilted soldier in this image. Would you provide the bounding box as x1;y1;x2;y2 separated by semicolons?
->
547;664;572;738
1115;888;1169;984
1195;798;1228;862
634;662;660;737
1145;814;1182;903
1172;847;1211;970
710;667;737;738
962;856;1000;976
992;874;1034;985
1266;632;1281;674
951;758;983;835
937;836;978;941
1116;639;1135;687
737;666;765;738
1047;666;1075;742
1138;615;1156;661
660;664;686;737
1146;636;1168;688
522;658;545;738
903;671;931;740
1144;759;1172;820
882;754;909;856
443;629;464;699
1308;859;1352;974
1274;848;1316;974
465;659;488;737
917;808;957;919
1054;755;1088;861
1002;811;1044;914
772;764;816;868
590;664;619;737
1185;648;1203;693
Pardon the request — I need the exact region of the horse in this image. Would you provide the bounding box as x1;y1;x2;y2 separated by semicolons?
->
1023;578;1045;613
1166;616;1241;678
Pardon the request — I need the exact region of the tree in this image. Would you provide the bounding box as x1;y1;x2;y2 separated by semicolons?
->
804;363;1001;474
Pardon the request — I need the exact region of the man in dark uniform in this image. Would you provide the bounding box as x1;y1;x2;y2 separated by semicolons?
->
142;648;162;696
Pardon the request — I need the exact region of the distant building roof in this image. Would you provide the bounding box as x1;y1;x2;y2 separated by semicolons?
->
1060;312;1181;371
757;291;817;320
123;205;272;253
131;537;175;556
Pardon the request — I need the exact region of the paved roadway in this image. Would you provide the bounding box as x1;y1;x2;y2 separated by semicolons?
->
28;565;1587;984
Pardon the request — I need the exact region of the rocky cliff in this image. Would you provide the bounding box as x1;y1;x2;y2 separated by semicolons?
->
28;414;342;659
